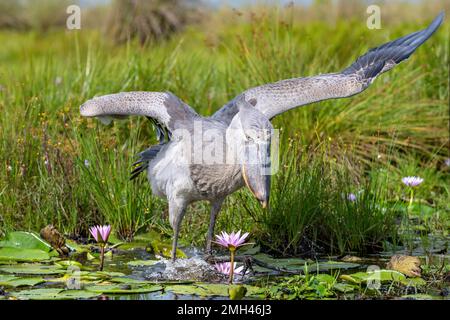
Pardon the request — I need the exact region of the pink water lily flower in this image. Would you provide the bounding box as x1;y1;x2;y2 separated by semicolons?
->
214;230;249;249
214;262;244;276
401;176;424;187
89;225;112;243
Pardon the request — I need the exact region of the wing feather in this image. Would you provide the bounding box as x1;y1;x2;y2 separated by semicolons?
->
213;12;444;121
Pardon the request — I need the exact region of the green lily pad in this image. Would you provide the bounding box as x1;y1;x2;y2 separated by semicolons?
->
109;277;194;285
127;260;160;267
252;255;359;273
0;247;51;262
0;263;65;275
55;290;102;300
109;277;149;284
115;241;148;250
252;253;307;272
0;231;52;252
402;277;427;287
55;260;83;268
165;283;263;298
0;276;45;287
340;269;406;285
0;274;17;282
85;284;163;294
313;261;360;272
239;245;261;255
10;288;62;300
93;271;126;278
10;288;100;300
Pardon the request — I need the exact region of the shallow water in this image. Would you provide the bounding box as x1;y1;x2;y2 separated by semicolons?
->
1;242;448;300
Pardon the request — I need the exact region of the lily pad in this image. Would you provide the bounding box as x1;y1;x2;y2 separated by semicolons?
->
55;260;83;268
10;288;100;300
313;261;360;272
0;263;65;275
0;274;17;282
340;269;406;285
164;283;263;298
0;231;53;252
0;247;51;262
127;259;160;267
0;276;45;287
252;255;359;273
85;284;163;294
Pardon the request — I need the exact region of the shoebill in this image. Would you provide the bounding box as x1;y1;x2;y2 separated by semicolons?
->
80;13;444;261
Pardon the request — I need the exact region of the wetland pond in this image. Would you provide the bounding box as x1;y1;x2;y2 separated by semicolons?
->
0;231;448;300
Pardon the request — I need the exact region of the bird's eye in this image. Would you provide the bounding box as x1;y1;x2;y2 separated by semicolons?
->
246;135;254;142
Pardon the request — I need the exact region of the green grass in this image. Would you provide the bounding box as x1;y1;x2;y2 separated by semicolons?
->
0;6;448;255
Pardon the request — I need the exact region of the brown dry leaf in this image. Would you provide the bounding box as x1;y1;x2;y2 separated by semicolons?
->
341;255;363;262
387;255;421;277
40;225;69;256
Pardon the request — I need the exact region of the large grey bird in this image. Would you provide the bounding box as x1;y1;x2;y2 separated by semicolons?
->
80;13;444;261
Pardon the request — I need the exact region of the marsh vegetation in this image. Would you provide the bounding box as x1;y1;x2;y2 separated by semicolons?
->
0;0;448;300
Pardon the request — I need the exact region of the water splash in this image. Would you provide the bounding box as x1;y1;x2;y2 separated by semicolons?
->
144;256;226;282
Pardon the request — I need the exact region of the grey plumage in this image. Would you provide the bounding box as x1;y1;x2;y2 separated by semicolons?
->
79;13;444;260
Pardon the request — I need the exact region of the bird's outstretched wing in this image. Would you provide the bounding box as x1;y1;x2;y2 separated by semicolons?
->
213;12;444;121
80;91;199;179
80;91;198;131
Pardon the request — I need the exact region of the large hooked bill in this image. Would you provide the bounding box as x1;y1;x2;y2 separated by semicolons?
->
241;141;271;209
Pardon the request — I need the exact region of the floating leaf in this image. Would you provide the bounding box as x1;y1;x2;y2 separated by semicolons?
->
85;284;163;294
10;288;62;300
400;277;427;287
10;288;100;300
313;261;360;272
0;263;65;275
0;231;53;252
0;274;16;282
0;276;45;287
165;283;263;298
340;269;406;285
55;290;101;300
109;277;150;284
115;241;148;250
0;247;51;262
94;271;126;278
239;245;261;255
55;260;83;268
127;260;160;267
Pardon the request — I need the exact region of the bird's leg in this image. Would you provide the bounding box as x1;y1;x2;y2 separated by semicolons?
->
206;198;224;254
169;202;187;262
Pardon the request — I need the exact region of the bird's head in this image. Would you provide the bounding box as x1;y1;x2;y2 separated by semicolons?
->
229;95;273;208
